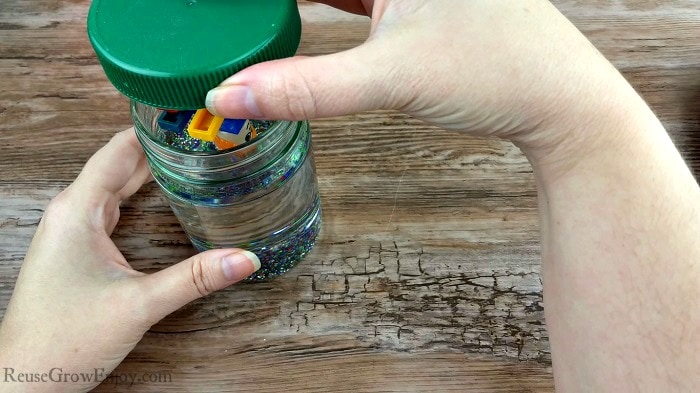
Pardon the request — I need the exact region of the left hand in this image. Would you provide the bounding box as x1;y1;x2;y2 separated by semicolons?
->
0;129;260;393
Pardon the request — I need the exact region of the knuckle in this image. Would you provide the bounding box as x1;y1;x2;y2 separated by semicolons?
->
42;189;73;229
104;128;138;152
267;70;317;120
189;256;216;297
106;130;126;148
111;128;133;144
290;69;318;119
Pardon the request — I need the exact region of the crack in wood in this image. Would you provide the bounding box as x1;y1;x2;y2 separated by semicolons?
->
285;241;549;364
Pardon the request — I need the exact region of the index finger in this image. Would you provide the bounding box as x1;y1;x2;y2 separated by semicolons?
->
73;128;151;204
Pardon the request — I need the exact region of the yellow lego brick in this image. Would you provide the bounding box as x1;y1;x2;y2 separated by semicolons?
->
187;109;224;142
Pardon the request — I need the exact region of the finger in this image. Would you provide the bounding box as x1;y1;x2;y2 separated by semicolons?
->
63;128;151;233
116;159;153;202
205;42;401;120
74;128;148;201
308;0;371;16
140;249;261;322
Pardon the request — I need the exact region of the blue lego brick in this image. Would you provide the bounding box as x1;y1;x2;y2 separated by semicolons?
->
219;118;248;134
158;110;195;133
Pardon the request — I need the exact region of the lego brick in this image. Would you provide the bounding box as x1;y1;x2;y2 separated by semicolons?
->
187;109;224;142
217;120;257;147
214;136;237;150
219;118;248;134
157;110;195;133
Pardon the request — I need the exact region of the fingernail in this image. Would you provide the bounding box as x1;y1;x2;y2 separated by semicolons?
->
221;250;261;281
206;85;263;118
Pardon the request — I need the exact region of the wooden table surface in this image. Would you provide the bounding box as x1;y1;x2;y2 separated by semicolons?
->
1;1;699;391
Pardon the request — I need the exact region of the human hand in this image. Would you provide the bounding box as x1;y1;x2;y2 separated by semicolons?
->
208;2;700;392
205;0;645;164
0;129;260;393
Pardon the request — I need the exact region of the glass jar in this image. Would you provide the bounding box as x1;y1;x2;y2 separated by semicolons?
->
131;102;321;280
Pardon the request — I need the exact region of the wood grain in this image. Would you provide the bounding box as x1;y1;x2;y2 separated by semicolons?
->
1;0;698;391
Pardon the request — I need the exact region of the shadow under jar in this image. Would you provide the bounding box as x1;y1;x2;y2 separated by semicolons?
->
132;102;322;280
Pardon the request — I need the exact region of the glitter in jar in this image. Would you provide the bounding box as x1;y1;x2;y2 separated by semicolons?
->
135;103;321;280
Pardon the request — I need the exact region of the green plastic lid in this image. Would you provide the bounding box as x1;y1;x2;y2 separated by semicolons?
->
88;0;301;109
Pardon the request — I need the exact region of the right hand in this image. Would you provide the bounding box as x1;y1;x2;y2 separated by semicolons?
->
205;0;644;163
205;3;700;392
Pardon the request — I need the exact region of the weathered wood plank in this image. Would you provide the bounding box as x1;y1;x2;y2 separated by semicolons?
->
94;351;555;393
1;0;699;391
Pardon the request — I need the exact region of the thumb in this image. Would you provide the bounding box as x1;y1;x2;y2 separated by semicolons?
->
205;44;398;120
141;249;260;321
